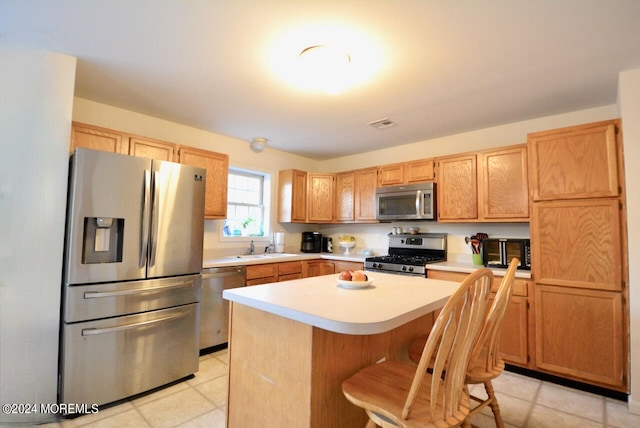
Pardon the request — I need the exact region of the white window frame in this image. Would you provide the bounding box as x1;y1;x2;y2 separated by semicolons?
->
220;167;271;243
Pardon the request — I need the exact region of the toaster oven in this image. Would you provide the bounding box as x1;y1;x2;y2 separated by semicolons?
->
482;238;531;270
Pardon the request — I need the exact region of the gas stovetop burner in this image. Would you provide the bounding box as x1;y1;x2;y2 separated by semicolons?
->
364;233;447;276
366;254;445;266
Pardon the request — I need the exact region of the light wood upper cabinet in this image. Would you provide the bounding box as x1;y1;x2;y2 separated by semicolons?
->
481;145;529;220
129;136;176;161
437;154;478;220
178;146;229;219
535;285;625;388
70;122;127;154
307;173;335;223
437;145;529;222
335;171;355;222
406;159;435;183
278;169;307;223
531;198;622;291
377;163;405;187
354;167;378;222
378;159;435;187
528;120;620;201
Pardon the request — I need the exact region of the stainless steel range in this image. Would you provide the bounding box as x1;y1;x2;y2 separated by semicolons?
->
365;233;447;276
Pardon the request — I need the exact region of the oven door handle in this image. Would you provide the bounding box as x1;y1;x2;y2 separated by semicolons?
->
81;311;189;336
83;279;196;299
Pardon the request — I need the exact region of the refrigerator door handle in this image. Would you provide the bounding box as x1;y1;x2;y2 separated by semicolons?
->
83;279;196;299
140;169;151;268
149;169;160;267
81;311;189;336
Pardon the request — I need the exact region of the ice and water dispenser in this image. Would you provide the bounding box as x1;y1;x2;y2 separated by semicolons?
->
82;217;124;264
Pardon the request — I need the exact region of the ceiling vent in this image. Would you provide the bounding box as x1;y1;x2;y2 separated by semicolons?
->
367;118;396;130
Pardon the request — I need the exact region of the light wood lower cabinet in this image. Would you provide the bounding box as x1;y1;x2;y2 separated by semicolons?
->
497;295;529;366
427;269;530;367
245;264;278;286
535;285;625;389
277;261;303;282
302;260;336;278
246;261;303;285
334;261;364;273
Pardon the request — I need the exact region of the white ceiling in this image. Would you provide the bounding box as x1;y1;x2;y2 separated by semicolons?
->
2;1;640;160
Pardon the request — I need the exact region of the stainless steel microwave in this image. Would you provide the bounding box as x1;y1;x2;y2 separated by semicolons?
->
375;182;436;221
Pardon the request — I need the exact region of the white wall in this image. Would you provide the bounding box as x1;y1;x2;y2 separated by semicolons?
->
321;105;618;172
619;68;640;414
0;44;76;424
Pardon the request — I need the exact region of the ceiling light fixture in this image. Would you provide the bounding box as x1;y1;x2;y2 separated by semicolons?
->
250;137;268;153
297;45;352;94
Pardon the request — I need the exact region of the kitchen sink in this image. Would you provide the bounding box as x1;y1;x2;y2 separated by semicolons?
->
230;253;298;259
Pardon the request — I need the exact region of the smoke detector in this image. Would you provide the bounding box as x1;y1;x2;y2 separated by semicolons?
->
367;118;396;130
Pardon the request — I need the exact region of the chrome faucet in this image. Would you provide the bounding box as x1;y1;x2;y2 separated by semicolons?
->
247;240;255;255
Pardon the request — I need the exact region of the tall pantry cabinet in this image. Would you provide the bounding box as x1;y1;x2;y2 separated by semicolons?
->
528;119;628;391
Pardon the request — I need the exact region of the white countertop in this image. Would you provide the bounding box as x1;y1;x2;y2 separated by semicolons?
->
223;272;460;335
426;261;532;279
203;252;365;268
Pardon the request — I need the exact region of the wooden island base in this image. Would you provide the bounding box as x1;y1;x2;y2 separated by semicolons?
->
226;303;435;427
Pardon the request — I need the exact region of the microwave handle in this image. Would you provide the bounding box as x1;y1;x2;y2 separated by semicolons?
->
416;190;423;215
499;241;507;265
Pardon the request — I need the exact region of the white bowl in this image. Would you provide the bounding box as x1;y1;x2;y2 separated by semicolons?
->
337;277;373;289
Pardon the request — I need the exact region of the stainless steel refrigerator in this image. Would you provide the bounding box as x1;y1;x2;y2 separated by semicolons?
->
59;148;206;409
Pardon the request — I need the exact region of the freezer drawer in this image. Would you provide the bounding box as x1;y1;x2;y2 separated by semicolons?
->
59;303;199;408
63;274;201;323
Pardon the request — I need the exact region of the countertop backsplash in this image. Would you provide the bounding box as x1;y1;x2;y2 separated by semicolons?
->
202;220;530;262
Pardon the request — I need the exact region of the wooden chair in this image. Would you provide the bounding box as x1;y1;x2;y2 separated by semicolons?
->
408;258;519;428
463;258;518;428
341;268;493;428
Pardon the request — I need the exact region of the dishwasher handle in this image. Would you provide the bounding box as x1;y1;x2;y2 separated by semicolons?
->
202;267;246;280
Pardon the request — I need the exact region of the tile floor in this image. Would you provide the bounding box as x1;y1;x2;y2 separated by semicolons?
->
36;348;640;428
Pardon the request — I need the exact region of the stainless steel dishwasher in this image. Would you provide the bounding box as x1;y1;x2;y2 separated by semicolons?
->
200;266;246;350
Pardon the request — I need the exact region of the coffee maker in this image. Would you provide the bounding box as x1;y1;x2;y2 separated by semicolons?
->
301;232;322;253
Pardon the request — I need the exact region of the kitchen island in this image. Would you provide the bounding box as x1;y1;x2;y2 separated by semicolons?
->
222;272;460;427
